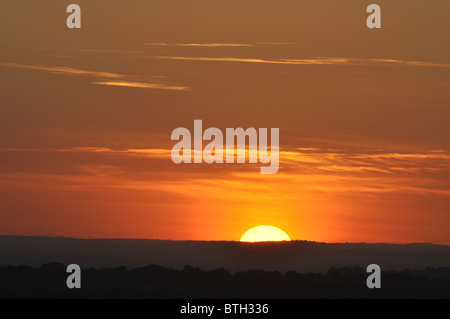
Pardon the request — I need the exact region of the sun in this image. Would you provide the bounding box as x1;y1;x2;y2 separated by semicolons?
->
240;226;292;243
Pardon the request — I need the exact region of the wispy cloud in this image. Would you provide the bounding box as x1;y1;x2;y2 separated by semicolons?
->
93;81;191;91
3;146;450;176
143;42;296;47
0;62;192;91
145;56;450;68
1;62;124;79
371;59;450;68
76;49;146;54
1;147;171;159
30;47;146;54
280;148;450;175
143;43;254;47
1;146;450;201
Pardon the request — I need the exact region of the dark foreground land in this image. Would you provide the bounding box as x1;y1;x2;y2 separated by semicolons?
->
2;236;450;298
1;263;450;299
2;236;450;273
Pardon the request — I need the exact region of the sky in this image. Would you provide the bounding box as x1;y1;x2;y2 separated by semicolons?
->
0;0;449;244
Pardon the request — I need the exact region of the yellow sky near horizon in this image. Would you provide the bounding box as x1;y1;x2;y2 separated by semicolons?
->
0;0;449;243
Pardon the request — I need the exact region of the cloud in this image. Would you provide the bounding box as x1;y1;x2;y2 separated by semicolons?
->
279;148;450;176
93;81;192;91
1;147;171;159
143;42;296;47
371;59;450;68
30;47;146;54
0;62;192;91
1;62;124;79
146;56;309;65
76;49;146;54
3;146;450;176
145;56;450;68
143;43;254;47
1;146;450;201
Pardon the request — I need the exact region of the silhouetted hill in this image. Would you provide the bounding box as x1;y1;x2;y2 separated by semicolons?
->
1;263;450;299
1;236;450;273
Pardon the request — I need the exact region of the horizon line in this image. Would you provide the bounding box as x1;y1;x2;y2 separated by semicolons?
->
0;235;444;246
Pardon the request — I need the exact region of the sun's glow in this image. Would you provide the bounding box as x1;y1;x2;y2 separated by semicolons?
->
240;226;292;242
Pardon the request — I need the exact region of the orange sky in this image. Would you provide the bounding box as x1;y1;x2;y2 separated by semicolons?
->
0;0;449;244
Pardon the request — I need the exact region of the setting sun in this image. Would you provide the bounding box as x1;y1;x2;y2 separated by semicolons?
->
240;226;292;243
